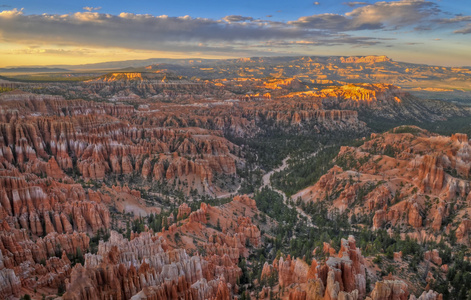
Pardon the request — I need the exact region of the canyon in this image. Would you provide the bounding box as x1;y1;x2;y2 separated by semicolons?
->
0;56;470;299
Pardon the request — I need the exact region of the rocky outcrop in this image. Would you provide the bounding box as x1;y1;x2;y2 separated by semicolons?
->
424;250;442;266
394;252;402;262
62;230;234;300
258;235;444;300
416;155;445;193
294;127;471;244
322;237;366;299
261;262;275;282
233;195;257;210
410;290;443;300
276;255;309;287
0;92;241;195
0;268;21;299
235;216;261;248
262;236;366;300
368;279;409;300
0;220;83;297
456;219;471;243
177;203;192;220
0;170;110;234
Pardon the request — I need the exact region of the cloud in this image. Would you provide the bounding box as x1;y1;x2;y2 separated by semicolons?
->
343;2;368;7
9;47;96;55
437;15;471;24
429;14;471;34
0;9;320;54
454;24;471;34
83;7;101;12
289;13;381;31
346;0;441;29
222;15;254;23
289;1;442;32
253;34;391;48
321;34;393;46
0;1;466;57
0;7;23;17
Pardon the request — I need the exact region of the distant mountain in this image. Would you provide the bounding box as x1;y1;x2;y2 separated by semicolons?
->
3;56;471;92
1;55;397;71
0;67;71;73
117;55;471;88
42;58;218;70
2;55;464;71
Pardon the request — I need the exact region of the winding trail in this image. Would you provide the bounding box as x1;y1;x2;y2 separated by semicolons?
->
216;181;242;199
261;156;291;189
216;147;324;226
260;150;324;225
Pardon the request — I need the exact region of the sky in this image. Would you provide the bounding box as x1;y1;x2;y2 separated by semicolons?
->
0;0;471;67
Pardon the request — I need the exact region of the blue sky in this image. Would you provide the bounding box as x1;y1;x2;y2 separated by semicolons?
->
2;0;349;20
1;0;471;67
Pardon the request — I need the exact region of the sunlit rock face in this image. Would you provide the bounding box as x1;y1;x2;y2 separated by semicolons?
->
259;236;442;300
295;127;471;245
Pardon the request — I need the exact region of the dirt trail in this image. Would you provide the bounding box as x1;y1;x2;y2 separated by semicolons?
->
260;150;323;225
